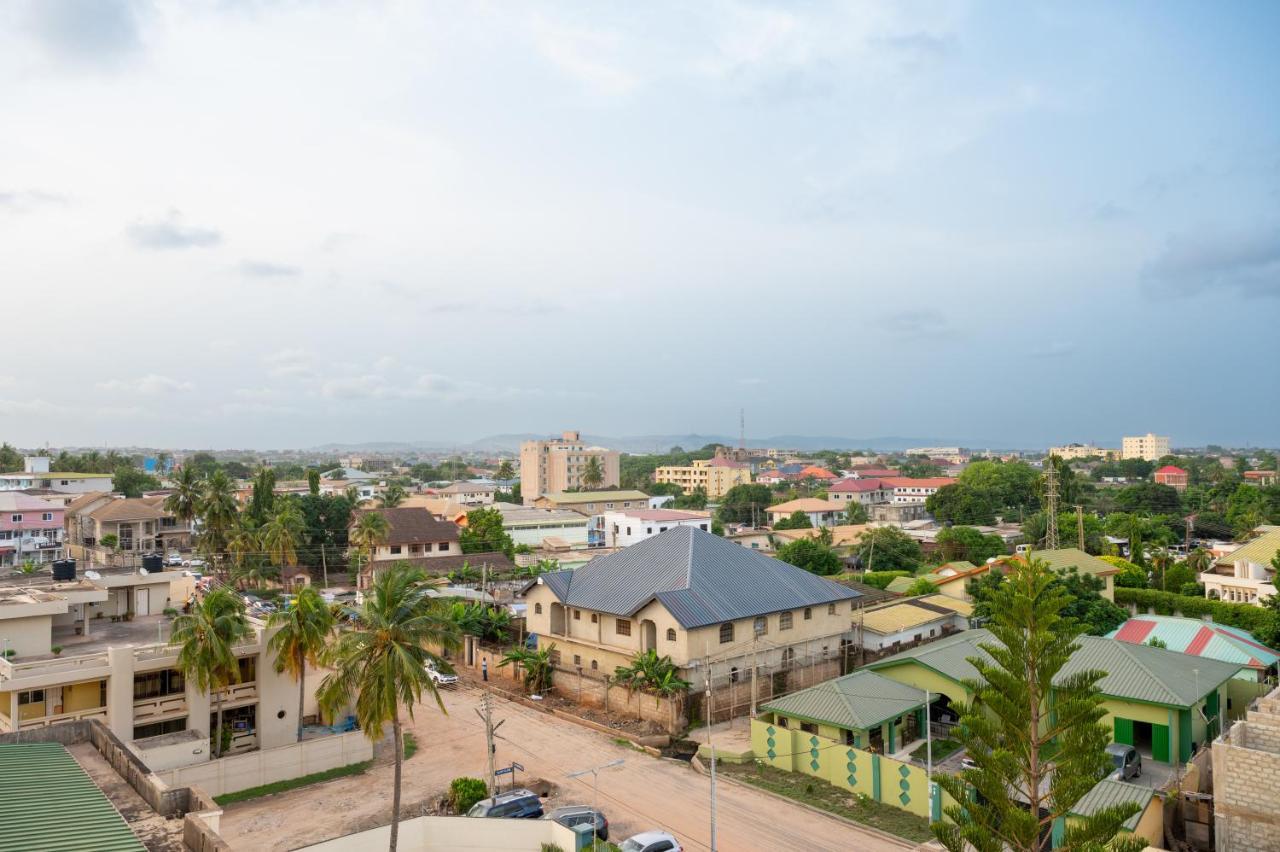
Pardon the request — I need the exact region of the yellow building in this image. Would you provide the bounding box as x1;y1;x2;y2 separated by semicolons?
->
653;457;751;499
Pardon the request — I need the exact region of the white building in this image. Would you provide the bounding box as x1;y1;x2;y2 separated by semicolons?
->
1049;444;1117;460
1122;434;1170;461
435;481;497;507
1199;530;1279;606
827;478;893;507
492;503;590;550
881;477;957;505
598;509;711;548
0;471;115;494
903;447;969;464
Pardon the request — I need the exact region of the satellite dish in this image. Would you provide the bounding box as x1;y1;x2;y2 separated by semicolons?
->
139;567;149;575
85;570;101;580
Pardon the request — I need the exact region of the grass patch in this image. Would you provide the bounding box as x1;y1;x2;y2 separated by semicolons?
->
718;762;933;843
214;760;372;805
404;732;419;760
911;738;961;762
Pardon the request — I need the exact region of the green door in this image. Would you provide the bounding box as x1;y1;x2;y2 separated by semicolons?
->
1152;724;1171;763
1206;691;1220;739
1113;717;1133;745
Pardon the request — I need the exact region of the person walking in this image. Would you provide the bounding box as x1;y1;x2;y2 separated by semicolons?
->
482;657;488;682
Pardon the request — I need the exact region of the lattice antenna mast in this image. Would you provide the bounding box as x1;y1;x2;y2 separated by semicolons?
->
1043;456;1060;550
739;408;746;451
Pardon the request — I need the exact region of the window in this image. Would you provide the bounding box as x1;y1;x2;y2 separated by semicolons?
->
573;654;582;666
804;607;812;620
18;690;45;706
666;628;676;641
828;604;836;615
782;647;795;668
615;619;631;636
851;601;858;612
10;514;20;523
647;528;653;535
719;623;734;644
659;526;668;533
534;603;543;614
134;669;184;700
390;545;402;555
134;717;186;740
700;524;708;531
626;527;632;536
573;609;581;620
438;542;449;551
779;612;793;630
590;613;598;623
777;716;788;728
590;660;598;670
800;722;817;735
754;616;768;636
41;513;53;522
729;666;739;683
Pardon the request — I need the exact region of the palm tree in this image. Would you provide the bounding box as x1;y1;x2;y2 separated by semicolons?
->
262;502;305;569
344;485;365;507
349;511;390;586
164;465;202;534
170;587;250;758
499;644;555;694
317;564;460;852
227;520;260;575
381;484;408;508
268;586;335;741
494;460;515;481
200;470;240;580
581;456;603;490
1185;547;1212;575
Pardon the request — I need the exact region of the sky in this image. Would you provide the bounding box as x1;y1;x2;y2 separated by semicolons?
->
1;0;1278;451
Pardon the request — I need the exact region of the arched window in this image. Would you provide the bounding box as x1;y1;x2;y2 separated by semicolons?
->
719;623;734;644
666;628;676;641
534;603;543;614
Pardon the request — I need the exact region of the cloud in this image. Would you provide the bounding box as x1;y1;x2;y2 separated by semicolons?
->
531;16;639;96
22;0;144;68
264;348;315;378
0;398;73;417
1030;342;1075;359
880;309;949;337
1142;227;1280;298
373;356;397;373
239;260;300;278
0;376;15;388
127;210;222;250
0;190;69;212
96;374;193;395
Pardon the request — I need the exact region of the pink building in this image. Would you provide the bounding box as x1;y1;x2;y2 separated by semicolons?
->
1154;465;1188;491
0;493;66;568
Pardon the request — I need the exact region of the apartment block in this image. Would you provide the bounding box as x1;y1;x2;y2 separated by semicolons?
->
653;456;751;499
0;569;305;756
519;431;620;504
1122;433;1171;461
0;493;65;568
1049;444;1118;460
65;493;194;566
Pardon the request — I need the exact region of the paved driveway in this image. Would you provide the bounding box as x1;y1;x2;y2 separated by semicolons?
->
220;682;919;851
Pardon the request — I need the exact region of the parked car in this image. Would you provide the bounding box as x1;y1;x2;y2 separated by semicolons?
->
182;557;206;569
620;831;682;852
546;805;608;840
425;661;458;688
1106;743;1142;781
466;788;543;819
165;552;184;566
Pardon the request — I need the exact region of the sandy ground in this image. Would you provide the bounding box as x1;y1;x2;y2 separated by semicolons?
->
219;682;921;851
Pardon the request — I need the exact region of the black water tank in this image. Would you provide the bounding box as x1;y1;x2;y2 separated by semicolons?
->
51;559;76;581
141;553;163;573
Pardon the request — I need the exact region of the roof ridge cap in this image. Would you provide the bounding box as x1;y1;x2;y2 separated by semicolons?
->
1109;638;1179;705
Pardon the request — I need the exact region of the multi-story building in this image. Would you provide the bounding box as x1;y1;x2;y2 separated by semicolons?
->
1199;529;1280;606
532;490;650;517
352;508;459;563
599;509;711;548
903;447;969;464
1153;465;1188;491
65;493;193;565
0;470;114;494
880;476;957;505
827;478;893;507
434;481;497;507
1122;433;1170;461
765;499;847;528
522;527;861;681
1049;444;1118;460
519;431;620;504
0;494;65;568
0;570;305;754
653;456;751;499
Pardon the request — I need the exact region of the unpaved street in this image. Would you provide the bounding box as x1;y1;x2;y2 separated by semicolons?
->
220;683;917;851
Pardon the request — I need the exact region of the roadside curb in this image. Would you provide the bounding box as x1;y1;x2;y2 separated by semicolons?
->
688;754;929;851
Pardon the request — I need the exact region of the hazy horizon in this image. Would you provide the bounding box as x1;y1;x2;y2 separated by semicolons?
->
2;1;1278;449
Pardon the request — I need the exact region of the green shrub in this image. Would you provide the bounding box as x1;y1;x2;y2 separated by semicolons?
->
1115;587;1280;645
861;570;912;590
448;777;489;814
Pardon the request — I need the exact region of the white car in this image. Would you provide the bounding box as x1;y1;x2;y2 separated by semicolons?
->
621;831;682;852
426;661;458;687
165;552;184;566
182;557;207;569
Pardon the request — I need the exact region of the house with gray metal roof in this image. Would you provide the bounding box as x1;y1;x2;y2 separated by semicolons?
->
867;629;1244;765
522;526;861;683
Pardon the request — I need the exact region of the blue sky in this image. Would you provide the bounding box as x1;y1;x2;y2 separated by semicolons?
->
0;1;1277;450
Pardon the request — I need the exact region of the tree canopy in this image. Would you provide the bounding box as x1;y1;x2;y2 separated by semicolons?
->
715;483;774;525
853;527;923;573
775;537;843;576
458;507;515;559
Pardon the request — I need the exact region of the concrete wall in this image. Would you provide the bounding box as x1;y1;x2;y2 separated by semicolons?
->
156;729;373;796
0;613;55;656
1212;686;1280;852
296;814;579;851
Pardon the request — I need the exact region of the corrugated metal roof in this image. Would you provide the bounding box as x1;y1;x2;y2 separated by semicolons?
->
540;490;650;504
869;630;1243;707
761;670;926;732
1069;778;1153;831
1022;548;1119;576
531;526;859;628
917;594;974;617
860;602;954;635
1214;529;1280;569
0;743;145;852
1108;615;1279;671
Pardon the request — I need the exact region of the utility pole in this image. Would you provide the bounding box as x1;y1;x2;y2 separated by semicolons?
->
1076;505;1085;551
320;543;329;589
475;690;504;795
1043;457;1060;550
750;635;759;718
703;656;718;852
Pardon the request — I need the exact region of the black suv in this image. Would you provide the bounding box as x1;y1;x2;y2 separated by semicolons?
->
466;788;544;819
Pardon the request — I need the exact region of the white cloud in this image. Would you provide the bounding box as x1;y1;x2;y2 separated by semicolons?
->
96;374;194;395
264;349;316;379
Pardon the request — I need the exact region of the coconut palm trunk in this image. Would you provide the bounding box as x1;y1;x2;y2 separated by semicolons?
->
296;647;306;741
391;714;404;851
214;689;225;758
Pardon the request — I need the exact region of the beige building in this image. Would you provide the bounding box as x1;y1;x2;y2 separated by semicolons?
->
519;431;620;504
0;570;309;755
522;527;861;681
65;492;194;565
1200;529;1280;606
531;490;650;516
1122;433;1170;461
654;457;751;498
1049;444;1118;460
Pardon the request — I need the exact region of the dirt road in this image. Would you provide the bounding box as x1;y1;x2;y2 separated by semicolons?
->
219;683;917;851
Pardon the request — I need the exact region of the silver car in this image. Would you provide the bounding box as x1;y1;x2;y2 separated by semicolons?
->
1106;743;1142;781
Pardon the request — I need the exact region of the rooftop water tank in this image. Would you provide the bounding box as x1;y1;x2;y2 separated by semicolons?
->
141;553;164;573
51;559;76;581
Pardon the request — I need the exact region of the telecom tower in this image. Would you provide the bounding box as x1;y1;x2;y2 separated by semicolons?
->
1043;456;1060;550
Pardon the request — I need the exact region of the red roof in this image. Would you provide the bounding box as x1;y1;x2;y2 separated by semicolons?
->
829;478;886;493
798;466;837;480
1155;465;1186;475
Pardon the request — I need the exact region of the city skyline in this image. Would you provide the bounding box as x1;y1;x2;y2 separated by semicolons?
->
2;1;1278;448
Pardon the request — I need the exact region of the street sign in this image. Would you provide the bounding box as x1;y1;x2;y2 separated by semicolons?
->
510;762;524;771
495;767;514;776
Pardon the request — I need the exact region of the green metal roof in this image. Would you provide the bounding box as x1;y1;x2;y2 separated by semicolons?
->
869;630;1243;708
1025;548;1119;576
761;669;926;732
0;743;145;852
1070;778;1154;831
1215;529;1280;569
885;576;917;593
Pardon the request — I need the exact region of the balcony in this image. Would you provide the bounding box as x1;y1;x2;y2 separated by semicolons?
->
133;694;188;722
214;682;258;706
17;706;108;730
